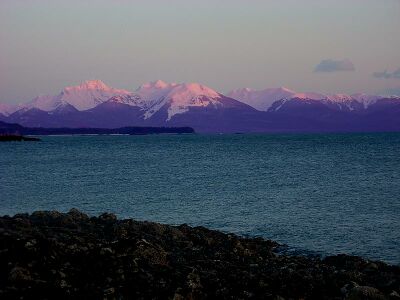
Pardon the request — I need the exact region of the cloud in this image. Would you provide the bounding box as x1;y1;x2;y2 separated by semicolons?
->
373;68;400;79
314;59;355;72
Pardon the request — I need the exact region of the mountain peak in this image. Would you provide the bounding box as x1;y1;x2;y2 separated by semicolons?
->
176;83;219;96
276;87;296;93
135;82;222;120
293;92;326;100
80;80;109;90
228;86;297;111
0;103;20;116
23;80;132;112
64;80;110;92
139;80;173;90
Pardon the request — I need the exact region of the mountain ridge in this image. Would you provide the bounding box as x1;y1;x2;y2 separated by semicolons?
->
1;80;400;133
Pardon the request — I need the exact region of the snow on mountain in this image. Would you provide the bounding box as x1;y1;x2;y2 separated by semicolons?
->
227;87;337;111
26;95;65;112
112;80;223;121
0;103;20;116
107;94;146;108
144;82;222;120
325;94;353;102
228;87;387;111
1;80;223;121
349;93;381;108
3;79;400;133
293;92;327;100
3;79;399;129
24;80;131;112
227;87;296;111
134;80;179;118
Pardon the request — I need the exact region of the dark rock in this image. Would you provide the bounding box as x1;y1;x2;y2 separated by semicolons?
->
103;287;115;295
390;291;400;299
67;208;89;222
98;212;117;223
8;267;32;282
0;210;398;299
346;285;386;300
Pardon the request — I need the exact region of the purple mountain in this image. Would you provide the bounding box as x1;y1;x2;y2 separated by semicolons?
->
2;80;400;133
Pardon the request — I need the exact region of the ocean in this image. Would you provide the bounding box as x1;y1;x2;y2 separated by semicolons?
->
1;133;399;264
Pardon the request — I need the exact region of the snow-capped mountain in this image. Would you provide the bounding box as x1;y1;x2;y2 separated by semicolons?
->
228;87;382;112
138;81;223;120
3;80;261;131
107;80;223;120
2;80;400;133
346;94;381;108
0;103;22;117
24;80;131;112
227;87;297;111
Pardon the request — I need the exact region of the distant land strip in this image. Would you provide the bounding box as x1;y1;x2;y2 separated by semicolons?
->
0;121;195;136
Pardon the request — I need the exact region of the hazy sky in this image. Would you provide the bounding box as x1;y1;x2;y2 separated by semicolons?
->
1;0;400;103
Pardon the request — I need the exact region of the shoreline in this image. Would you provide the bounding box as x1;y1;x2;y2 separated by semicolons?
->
0;135;40;142
1;210;399;299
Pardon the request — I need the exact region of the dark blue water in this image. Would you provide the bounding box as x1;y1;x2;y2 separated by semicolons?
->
1;133;399;264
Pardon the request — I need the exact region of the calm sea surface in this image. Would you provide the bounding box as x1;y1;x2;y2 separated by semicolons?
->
1;133;399;264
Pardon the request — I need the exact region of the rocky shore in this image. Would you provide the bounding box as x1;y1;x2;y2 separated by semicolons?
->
0;210;399;299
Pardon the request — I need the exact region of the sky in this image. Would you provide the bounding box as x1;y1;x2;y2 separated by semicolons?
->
1;0;400;104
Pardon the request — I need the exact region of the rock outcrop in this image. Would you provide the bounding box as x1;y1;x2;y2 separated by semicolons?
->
0;210;399;299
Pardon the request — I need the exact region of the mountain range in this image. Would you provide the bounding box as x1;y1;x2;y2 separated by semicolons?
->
1;80;399;133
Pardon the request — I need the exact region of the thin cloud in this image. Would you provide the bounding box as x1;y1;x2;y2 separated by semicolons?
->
314;59;355;72
373;68;400;79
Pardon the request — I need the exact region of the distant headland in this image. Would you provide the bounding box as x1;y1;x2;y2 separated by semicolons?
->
0;134;41;142
0;120;195;137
